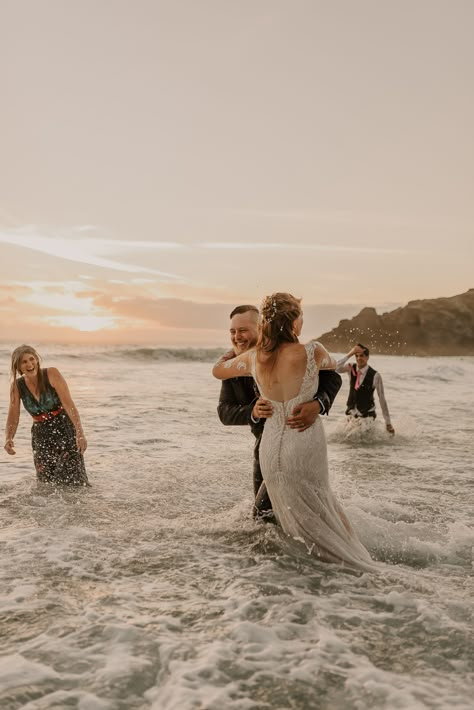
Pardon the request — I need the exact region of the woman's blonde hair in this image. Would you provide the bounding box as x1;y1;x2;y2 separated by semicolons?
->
10;345;46;395
256;293;302;376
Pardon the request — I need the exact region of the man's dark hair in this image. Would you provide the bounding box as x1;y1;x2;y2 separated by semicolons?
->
229;304;259;319
357;343;370;356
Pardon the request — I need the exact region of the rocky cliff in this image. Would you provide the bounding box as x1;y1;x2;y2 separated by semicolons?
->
317;289;474;355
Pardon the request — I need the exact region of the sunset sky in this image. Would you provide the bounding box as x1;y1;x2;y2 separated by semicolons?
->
1;0;473;345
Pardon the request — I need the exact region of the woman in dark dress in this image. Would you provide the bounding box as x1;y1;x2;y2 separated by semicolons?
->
4;345;89;486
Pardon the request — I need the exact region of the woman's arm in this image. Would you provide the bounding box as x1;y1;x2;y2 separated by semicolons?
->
4;383;20;455
48;368;87;453
313;343;337;370
212;350;253;380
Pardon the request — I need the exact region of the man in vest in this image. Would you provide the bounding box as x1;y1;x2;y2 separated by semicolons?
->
337;343;395;434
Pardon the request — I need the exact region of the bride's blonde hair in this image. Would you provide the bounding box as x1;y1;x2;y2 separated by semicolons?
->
10;345;46;401
256;293;302;378
258;293;302;351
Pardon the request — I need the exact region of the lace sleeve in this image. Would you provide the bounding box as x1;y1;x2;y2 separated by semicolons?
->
248;350;257;379
212;350;253;380
313;342;337;370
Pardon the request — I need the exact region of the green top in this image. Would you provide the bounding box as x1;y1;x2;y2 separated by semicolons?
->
16;369;62;417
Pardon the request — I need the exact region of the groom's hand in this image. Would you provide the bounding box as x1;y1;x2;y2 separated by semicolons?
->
287;400;321;432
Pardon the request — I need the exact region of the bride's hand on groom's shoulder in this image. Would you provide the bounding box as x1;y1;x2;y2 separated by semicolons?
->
215;349;237;367
221;349;237;361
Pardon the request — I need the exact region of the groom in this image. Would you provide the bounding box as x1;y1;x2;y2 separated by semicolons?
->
217;304;342;520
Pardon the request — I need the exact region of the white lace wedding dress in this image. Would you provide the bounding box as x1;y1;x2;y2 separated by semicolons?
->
251;342;376;572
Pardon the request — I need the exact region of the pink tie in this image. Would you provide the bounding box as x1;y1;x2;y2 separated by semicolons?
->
355;369;361;390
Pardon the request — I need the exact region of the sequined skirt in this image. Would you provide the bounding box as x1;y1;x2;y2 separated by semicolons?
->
31;412;89;486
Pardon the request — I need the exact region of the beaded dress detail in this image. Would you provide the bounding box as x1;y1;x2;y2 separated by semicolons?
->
17;369;89;486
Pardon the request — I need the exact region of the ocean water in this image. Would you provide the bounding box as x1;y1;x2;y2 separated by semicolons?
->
0;345;472;710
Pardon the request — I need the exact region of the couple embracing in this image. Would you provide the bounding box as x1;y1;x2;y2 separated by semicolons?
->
213;293;376;573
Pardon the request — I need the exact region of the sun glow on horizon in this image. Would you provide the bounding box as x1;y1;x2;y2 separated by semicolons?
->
18;281;120;333
46;315;118;332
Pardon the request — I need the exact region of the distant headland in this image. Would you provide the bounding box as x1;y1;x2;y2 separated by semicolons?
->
317;289;474;356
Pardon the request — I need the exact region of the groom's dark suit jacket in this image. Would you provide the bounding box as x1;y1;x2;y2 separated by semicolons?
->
217;370;342;513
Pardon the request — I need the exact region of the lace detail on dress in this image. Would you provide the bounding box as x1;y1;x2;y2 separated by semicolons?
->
304;342;318;380
249;350;258;388
313;340;333;370
295;342;319;405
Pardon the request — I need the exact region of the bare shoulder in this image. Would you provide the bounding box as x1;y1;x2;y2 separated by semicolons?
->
278;342;306;362
283;342;306;353
47;367;64;384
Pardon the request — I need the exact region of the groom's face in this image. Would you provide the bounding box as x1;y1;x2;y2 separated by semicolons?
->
230;312;259;355
354;347;369;369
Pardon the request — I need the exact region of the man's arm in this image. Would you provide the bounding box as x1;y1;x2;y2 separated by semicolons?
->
335;356;352;374
216;349;256;426
374;372;394;433
218;379;255;426
217;379;256;427
336;345;360;373
314;370;342;415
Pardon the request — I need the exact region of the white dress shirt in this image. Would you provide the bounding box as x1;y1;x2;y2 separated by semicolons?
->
336;357;392;427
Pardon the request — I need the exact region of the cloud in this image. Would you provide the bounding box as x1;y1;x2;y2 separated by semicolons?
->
86;291;368;336
90;294;229;329
1;279;116;321
0;230;183;279
89;239;185;252
0;283;31;296
197;206;473;233
198;206;373;225
198;242;422;255
0;273;400;345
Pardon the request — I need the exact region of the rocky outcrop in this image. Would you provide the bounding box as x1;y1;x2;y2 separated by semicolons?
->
317;289;474;355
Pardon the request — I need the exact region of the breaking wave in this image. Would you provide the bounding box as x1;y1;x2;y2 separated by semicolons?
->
0;345;225;364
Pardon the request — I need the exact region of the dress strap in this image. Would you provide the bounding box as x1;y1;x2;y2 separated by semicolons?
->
305;341;318;379
42;368;53;392
16;376;27;398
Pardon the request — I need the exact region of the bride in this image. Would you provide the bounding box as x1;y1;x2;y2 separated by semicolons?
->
213;292;376;572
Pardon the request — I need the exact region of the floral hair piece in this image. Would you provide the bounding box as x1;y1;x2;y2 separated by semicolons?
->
261;296;278;324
